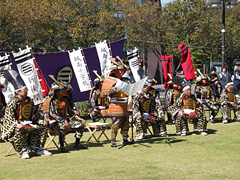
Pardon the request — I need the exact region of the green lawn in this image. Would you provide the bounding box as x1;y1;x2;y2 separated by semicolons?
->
0;112;240;180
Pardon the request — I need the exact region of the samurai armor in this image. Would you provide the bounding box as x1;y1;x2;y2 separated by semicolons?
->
182;96;195;110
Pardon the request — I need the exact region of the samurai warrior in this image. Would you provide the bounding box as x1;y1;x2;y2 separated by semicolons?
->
1;70;51;159
132;79;167;140
195;75;219;123
149;78;167;136
220;82;240;123
46;80;87;152
165;75;185;124
89;76;107;122
170;84;208;136
107;61;131;147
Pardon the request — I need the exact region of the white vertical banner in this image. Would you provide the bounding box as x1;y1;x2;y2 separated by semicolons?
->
95;40;112;77
0;54;15;103
12;46;43;105
68;48;92;92
127;47;140;82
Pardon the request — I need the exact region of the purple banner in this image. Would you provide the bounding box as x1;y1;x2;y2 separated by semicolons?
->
33;38;126;102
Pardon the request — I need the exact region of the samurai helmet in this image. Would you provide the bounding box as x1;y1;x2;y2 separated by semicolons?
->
49;75;66;91
109;56;127;70
201;76;209;85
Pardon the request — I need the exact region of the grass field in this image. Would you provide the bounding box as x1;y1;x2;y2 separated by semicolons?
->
0;112;240;180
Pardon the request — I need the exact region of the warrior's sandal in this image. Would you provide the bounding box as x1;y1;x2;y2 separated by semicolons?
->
111;142;117;147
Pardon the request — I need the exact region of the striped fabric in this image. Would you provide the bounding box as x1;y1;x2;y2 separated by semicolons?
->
0;53;11;71
12;46;43;105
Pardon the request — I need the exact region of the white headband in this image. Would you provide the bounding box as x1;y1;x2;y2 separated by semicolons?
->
183;86;190;92
225;82;234;88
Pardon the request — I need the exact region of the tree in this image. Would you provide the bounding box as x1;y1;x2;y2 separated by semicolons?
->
0;0;239;76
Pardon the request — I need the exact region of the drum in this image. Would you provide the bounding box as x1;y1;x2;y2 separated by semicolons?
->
184;112;197;119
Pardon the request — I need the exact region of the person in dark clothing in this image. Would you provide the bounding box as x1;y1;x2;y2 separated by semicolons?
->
218;67;231;93
209;67;221;98
231;69;240;94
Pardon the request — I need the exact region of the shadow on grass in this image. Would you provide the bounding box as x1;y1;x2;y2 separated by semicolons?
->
81;140;110;148
132;137;186;146
207;128;217;135
46;140;111;155
47;145;89;155
211;117;223;124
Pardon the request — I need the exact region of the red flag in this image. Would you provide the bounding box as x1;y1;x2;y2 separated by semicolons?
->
33;60;49;97
161;54;172;89
178;42;196;80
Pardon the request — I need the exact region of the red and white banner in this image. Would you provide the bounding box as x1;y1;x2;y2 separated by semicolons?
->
33;60;49;97
161;54;172;89
178;42;196;80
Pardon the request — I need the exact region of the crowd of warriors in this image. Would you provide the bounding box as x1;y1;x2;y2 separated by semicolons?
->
1;64;240;159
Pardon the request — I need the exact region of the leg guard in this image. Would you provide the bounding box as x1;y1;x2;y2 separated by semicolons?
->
29;128;43;152
120;117;129;139
134;118;144;134
151;121;160;135
12;128;28;155
111;124;119;142
40;127;48;147
75;130;83;145
159;117;167;134
221;104;231;121
175;115;182;134
59;131;66;148
235;108;240;121
167;112;173;124
182;116;189;134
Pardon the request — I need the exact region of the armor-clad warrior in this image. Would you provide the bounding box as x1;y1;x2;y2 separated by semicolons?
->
89;76;106;121
107;63;131;147
47;81;87;152
170;85;208;136
166;75;184;124
132;79;167;140
1;70;51;159
149;79;167;136
220;82;240;123
195;75;219;123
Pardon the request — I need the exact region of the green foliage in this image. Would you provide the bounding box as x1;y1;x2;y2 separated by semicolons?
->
0;0;239;70
75;101;91;116
191;49;209;67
